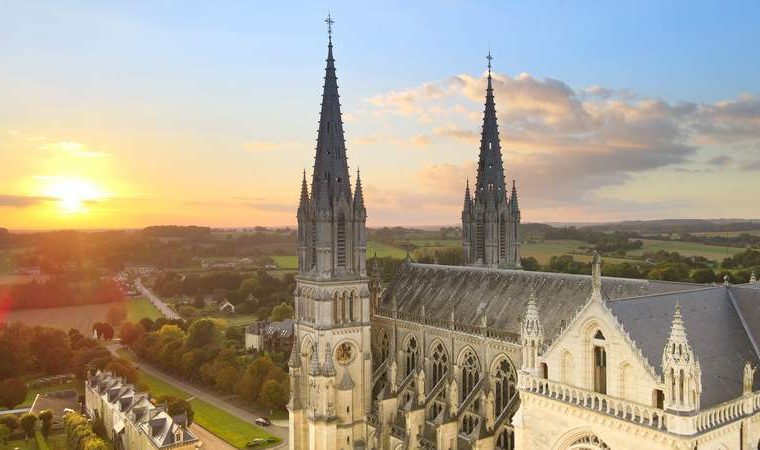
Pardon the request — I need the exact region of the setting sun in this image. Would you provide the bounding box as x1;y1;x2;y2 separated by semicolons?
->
41;177;107;213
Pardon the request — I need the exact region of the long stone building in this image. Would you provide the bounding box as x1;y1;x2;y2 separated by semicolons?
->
288;19;760;450
85;371;200;450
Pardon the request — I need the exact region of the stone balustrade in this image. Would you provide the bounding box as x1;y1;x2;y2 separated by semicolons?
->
695;393;760;432
521;374;667;430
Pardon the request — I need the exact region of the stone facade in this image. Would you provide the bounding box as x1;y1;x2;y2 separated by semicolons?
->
85;371;199;450
289;21;760;450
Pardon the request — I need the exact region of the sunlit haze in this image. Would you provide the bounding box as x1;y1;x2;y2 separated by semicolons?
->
2;1;760;230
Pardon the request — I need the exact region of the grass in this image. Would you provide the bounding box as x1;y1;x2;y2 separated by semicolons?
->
217;313;259;328
126;297;164;322
367;241;407;258
271;255;297;269
627;239;745;261
691;229;760;237
118;349;279;449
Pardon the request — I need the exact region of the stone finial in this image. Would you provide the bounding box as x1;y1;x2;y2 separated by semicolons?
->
288;339;301;369
308;345;321;376
590;252;603;302
661;302;702;412
744;361;756;395
322;343;336;377
522;291;543;339
751;272;757;284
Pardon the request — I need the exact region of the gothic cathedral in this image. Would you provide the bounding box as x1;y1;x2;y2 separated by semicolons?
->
288;19;373;450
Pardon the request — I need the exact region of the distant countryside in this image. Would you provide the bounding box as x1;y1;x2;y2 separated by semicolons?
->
1;220;759;449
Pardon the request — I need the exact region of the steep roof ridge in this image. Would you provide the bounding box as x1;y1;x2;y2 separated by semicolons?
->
726;287;760;363
605;285;721;303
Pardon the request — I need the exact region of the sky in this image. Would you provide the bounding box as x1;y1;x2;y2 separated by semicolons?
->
1;1;760;230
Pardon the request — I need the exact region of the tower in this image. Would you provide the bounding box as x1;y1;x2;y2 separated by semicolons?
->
462;53;522;268
289;15;371;450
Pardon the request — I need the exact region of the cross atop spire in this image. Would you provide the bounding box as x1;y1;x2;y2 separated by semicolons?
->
486;51;493;76
325;13;334;43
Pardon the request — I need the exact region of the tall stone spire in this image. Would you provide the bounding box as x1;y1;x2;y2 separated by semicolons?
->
298;170;309;213
353;168;365;213
311;17;352;203
474;51;507;199
462;52;521;269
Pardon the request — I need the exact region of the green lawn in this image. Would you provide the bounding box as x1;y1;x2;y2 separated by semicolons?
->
218;313;259;328
271;255;297;269
627;239;745;261
119;350;279;449
127;297;164;322
367;241;407;258
691;229;760;237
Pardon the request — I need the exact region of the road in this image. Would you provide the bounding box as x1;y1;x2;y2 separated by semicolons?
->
107;345;289;448
135;278;181;320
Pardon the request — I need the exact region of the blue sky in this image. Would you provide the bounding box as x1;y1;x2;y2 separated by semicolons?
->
1;1;759;228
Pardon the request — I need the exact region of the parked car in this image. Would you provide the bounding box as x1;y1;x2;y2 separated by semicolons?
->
255;417;271;426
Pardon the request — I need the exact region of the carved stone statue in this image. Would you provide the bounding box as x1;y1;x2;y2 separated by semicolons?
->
744;361;756;394
416;369;426;403
485;391;495;430
389;360;398;393
449;379;459;415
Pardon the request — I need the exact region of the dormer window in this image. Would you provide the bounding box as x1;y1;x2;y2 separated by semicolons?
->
175;429;183;443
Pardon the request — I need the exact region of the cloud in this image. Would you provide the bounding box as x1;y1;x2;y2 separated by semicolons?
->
0;195;53;208
361;71;760;210
40;141;108;157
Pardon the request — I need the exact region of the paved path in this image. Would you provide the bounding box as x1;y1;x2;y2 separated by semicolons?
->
107;345;289;448
135;278;181;319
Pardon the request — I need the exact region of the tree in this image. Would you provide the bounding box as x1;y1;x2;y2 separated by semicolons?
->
691;268;716;284
106;358;139;383
38;409;53;437
0;414;19;434
119;321;144;346
106;304;128;326
520;256;540;271
0;378;28;409
93;322;114;340
154;395;194;426
235;354;280;401
19;412;37;438
270;302;294;322
139;317;156;332
258;378;289;412
0;424;9;446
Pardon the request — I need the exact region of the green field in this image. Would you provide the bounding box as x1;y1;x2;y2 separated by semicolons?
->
3;298;164;332
691;229;760;237
218;313;259;328
367;241;407;258
627;239;744;261
126;297;164;322
271;255;297;269
119;350;279;449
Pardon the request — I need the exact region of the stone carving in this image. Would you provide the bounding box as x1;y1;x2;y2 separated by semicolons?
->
744;362;756;395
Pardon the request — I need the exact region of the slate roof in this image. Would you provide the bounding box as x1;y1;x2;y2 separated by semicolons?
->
608;285;760;408
381;263;694;341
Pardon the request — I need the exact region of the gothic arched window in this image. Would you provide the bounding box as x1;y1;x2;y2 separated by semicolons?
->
431;343;448;387
310;220;317;269
493;358;516;415
461;350;481;400
378;331;389;363
405;337;419;377
499;214;508;259
567;434;610;450
333;292;339;324
349;291;355;322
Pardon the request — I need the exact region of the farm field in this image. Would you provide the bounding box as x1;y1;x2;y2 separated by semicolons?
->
271;255;297;269
367;241;407;258
119;349;279;449
627;239;745;261
691;229;760;237
2;298;163;332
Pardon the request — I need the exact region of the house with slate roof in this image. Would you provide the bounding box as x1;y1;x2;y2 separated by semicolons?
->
85;371;200;449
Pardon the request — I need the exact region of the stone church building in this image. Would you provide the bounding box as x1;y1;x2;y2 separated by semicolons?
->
288;24;760;450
